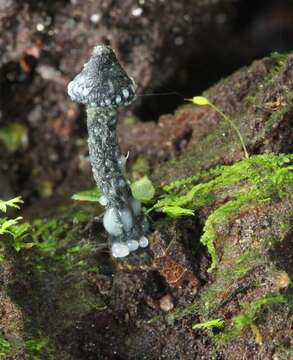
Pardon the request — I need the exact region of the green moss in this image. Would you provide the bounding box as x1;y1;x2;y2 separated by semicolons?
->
216;294;287;344
28;216;98;274
200;247;267;315
265;52;289;84
201;194;255;272
243;95;256;108
244;294;288;313
192;318;224;330
30;218;69;255
0;335;12;357
25;337;52;359
0;201;101;274
233;250;261;276
270;52;289;63
1;201;107;359
0;123;28;152
265;91;293;133
154;154;293;270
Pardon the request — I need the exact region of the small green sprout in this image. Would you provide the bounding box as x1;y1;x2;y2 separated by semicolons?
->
188;96;249;159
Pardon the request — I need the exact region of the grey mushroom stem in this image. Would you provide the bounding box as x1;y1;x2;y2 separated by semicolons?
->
86;106;149;257
67;45;149;258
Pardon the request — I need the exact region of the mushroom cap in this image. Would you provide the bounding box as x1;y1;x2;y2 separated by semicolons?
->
67;45;136;108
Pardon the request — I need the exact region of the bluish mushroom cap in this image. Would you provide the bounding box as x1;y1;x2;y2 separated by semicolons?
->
68;45;136;108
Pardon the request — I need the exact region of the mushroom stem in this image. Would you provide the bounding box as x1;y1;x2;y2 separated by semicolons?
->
67;44;149;258
86;107;148;258
86;106;126;207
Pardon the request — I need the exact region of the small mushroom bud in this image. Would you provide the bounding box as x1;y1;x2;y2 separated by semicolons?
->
67;45;148;258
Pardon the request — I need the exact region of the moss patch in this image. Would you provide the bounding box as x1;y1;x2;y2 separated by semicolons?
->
0;335;12;358
151;152;292;355
154;153;293;270
1;201;107;359
215;294;288;345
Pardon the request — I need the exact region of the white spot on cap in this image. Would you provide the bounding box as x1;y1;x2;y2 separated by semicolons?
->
105;98;111;106
111;243;130;258
132;7;143;17
90;13;101;24
36;23;45;32
139;236;149;248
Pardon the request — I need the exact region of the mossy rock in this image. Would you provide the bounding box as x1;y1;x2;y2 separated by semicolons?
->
154;52;293;185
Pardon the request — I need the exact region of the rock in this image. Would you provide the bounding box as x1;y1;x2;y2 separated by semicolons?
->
159;294;174;312
153;53;293;183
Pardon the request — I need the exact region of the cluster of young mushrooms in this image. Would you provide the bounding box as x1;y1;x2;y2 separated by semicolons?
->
67;45;149;258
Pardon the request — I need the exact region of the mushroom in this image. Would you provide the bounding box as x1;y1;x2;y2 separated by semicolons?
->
67;45;149;258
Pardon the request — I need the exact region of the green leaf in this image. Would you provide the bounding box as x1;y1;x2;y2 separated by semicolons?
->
72;188;101;202
192;318;225;330
161;205;194;218
190;96;210;106
131;176;155;203
0;196;23;213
